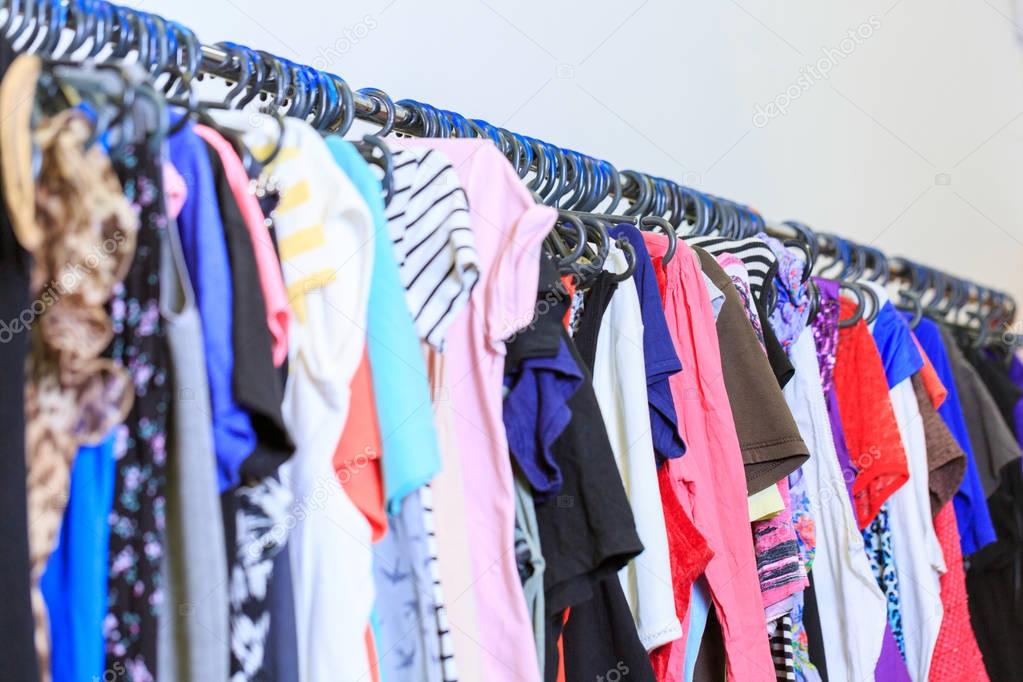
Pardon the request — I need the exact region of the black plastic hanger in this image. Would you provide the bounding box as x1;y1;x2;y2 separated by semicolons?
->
613;237;637;283
838;282;866;328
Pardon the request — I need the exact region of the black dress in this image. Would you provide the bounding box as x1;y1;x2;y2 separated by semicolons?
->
0;35;44;682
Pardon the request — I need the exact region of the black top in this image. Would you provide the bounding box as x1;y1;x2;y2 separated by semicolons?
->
572;272;618;373
205;143;294;481
966;462;1023;681
965;346;1023;434
560;576;656;682
538;283;652;682
505;254;564;371
536;328;643;614
0;37;43;682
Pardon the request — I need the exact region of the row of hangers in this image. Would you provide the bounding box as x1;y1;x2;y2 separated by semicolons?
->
776;221;1018;351
3;0;1017;345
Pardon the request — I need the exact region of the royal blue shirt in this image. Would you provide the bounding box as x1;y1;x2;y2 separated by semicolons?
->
168;119;256;490
41;433;116;682
871;301;923;388
913;316;997;555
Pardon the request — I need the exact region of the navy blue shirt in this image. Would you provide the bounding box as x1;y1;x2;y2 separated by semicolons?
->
503;256;585;498
609;225;686;463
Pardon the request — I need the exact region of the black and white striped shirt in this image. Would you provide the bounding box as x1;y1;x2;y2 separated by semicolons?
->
378;147;480;350
685;235;778;304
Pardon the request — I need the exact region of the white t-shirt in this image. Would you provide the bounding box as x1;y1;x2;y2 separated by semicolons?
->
887;379;945;681
864;283;945;682
592;245;681;650
784;329;888;680
217;112;377;682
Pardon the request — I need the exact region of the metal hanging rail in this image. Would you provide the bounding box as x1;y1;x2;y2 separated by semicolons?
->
2;0;1016;322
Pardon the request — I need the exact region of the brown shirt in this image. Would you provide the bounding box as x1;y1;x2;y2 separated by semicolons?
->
694;247;809;494
911;373;966;516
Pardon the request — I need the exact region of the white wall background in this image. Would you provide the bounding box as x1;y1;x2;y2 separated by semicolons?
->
143;0;1023;309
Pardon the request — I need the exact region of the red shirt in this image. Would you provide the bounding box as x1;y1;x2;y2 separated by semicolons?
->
913;334;948;409
334;347;387;542
834;298;910;528
928;504;989;682
648;466;713;679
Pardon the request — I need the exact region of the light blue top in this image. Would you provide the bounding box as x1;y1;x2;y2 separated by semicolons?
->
326;138;442;514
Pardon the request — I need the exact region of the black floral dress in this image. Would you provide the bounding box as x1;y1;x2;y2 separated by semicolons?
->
103;138;170;682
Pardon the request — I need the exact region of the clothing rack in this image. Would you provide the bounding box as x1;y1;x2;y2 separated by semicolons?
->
3;0;1016;323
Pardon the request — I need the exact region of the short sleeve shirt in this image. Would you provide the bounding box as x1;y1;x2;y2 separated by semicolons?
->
695;247;809;494
374;147;479;350
834;298;910;528
396;138;555;682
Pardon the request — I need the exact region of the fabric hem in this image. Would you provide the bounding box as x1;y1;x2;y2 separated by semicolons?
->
639;619;683;653
385;475;436;516
745;451;809;495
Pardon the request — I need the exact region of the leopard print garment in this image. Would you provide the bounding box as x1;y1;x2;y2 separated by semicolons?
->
24;109;138;681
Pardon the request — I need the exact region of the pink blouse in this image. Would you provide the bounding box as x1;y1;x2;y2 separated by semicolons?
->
193;124;290;367
643;234;775;682
396;138;555;682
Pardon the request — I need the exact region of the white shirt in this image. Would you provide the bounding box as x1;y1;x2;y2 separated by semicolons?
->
863;282;945;682
592;245;681;650
784;330;888;680
217;112;376;682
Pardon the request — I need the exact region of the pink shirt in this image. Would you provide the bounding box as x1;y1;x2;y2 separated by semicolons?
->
397;138;554;682
643;234;775;682
193;124;290;367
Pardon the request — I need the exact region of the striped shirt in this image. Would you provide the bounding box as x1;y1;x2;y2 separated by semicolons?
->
685;235;778;305
769;616;797;681
419;485;458;682
375;148;479;350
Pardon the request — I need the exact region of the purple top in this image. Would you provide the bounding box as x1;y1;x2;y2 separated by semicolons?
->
875;626;912;682
812;278;841;393
758;234;810;354
814;278;857;495
814;278;911;681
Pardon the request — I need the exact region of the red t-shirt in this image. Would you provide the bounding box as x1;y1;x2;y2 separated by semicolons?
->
834;298;910;528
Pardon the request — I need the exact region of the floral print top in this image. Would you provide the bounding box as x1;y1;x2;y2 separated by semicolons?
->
103;139;170;682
